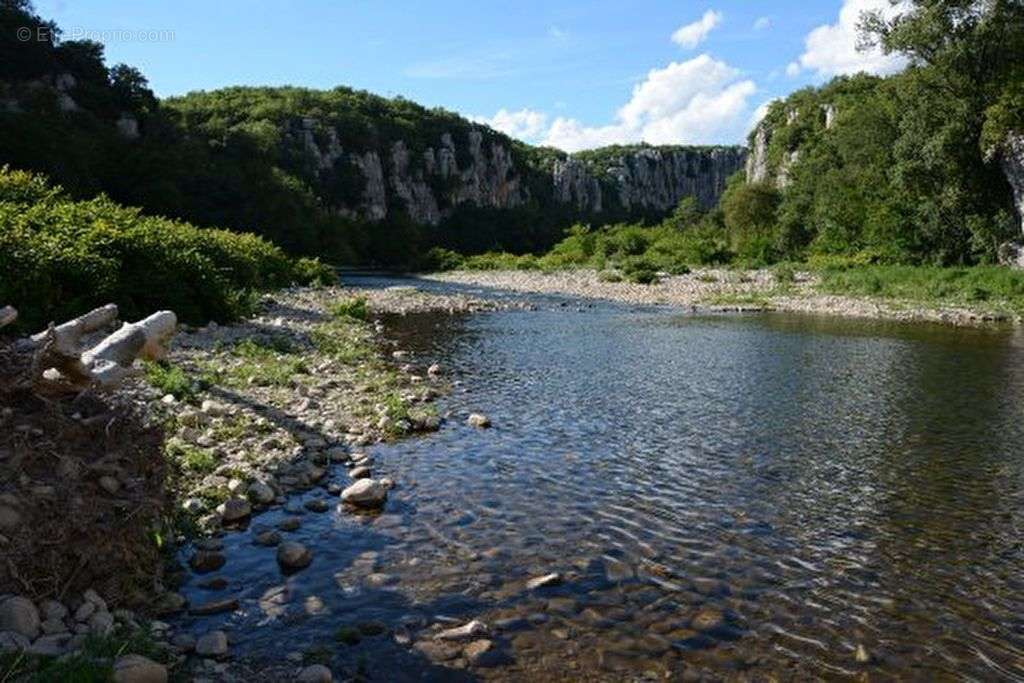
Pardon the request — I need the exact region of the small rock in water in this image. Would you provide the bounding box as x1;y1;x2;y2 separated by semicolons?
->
303;498;329;513
463;639;493;665
190;598;239;616
349;466;371;480
466;413;491;428
189;550;226;573
278;517;302;531
277;541;313;570
340;479;388;508
434;619;488;641
248;481;275;504
526;573;562;590
297;663;333;683
217;497;251;522
112;654;168;683
427;363;441;376
195;630;228;657
690;608;725;632
855;643;872;663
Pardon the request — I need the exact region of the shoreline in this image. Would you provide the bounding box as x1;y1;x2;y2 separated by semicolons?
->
423;268;1020;327
0;284;524;681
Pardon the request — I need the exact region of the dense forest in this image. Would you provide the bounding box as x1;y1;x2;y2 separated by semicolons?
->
724;0;1024;267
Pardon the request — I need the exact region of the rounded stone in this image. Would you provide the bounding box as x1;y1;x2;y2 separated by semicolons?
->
466;413;491;428
112;654;168;683
195;630;228;657
296;663;333;682
348;466;371;480
277;541;313;570
0;596;40;639
217;497;252;522
340;479;387;508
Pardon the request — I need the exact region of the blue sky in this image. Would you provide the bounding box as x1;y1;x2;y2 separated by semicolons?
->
34;0;906;151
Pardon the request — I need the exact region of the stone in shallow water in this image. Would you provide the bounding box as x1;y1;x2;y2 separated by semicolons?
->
414;640;460;662
304;498;329;512
434;619;488;641
189;550;226;574
217;497;251;522
340;479;387;508
297;664;333;683
348;466;371;480
466;413;491;428
254;530;281;547
278;516;302;531
545;597;579;616
526;573;562;590
190;598;239;616
195;630;228;657
277;541;313;570
690;608;724;633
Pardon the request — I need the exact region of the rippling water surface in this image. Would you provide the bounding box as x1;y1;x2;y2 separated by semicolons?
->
178;276;1024;681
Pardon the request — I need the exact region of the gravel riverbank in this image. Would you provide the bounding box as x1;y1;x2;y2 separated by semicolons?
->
426;268;1019;326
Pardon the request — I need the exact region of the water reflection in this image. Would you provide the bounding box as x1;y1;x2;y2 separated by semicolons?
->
175;283;1024;680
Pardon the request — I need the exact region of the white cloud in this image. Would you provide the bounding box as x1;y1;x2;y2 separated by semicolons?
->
472;108;549;141
540;54;756;152
548;26;568;41
753;16;771;31
671;10;723;49
785;61;801;77
748;99;778;132
791;0;908;78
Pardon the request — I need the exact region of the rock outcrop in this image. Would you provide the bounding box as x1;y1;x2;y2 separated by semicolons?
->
1001;131;1024;234
283;117;745;225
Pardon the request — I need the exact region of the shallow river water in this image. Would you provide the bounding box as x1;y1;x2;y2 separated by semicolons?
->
177;276;1024;681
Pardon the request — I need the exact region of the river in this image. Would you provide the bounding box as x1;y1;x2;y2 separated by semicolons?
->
176;275;1024;681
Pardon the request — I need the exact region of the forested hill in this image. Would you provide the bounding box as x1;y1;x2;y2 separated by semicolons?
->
0;1;744;266
730;2;1024;267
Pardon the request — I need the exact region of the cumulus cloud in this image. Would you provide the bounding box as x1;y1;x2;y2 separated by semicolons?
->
791;0;908;78
753;16;771;31
541;54;756;152
471;108;549;140
671;10;723;49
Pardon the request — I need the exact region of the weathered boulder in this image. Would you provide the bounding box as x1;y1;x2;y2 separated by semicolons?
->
340;479;388;508
195;630;228;657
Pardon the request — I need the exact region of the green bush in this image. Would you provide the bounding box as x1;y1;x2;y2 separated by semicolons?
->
329;297;369;321
0;167;333;329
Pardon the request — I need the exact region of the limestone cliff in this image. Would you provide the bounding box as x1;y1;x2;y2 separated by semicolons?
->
283;116;745;225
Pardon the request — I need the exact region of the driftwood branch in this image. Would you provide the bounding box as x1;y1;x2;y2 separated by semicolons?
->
0;306;16;329
12;304;177;389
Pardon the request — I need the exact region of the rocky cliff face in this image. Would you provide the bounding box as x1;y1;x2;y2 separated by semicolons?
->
286;117;745;225
555;146;746;215
1002;131;1024;234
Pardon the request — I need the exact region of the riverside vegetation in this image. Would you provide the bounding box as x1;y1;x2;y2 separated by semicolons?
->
1;0;1024;678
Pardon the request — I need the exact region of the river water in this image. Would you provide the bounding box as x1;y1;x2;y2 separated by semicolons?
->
177;276;1024;681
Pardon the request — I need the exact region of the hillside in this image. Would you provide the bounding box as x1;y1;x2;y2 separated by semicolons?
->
0;2;744;267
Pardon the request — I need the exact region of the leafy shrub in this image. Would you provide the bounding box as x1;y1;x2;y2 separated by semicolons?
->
144;361;198;401
419;247;464;271
0;167;332;329
329;297;369;321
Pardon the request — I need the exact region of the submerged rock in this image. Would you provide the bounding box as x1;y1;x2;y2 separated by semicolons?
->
195;630;228;657
277;541;313;570
434;619;488;641
297;663;333;682
526;573;562;590
217;497;252;522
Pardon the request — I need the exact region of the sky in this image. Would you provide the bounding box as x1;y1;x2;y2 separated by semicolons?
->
34;0;908;152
